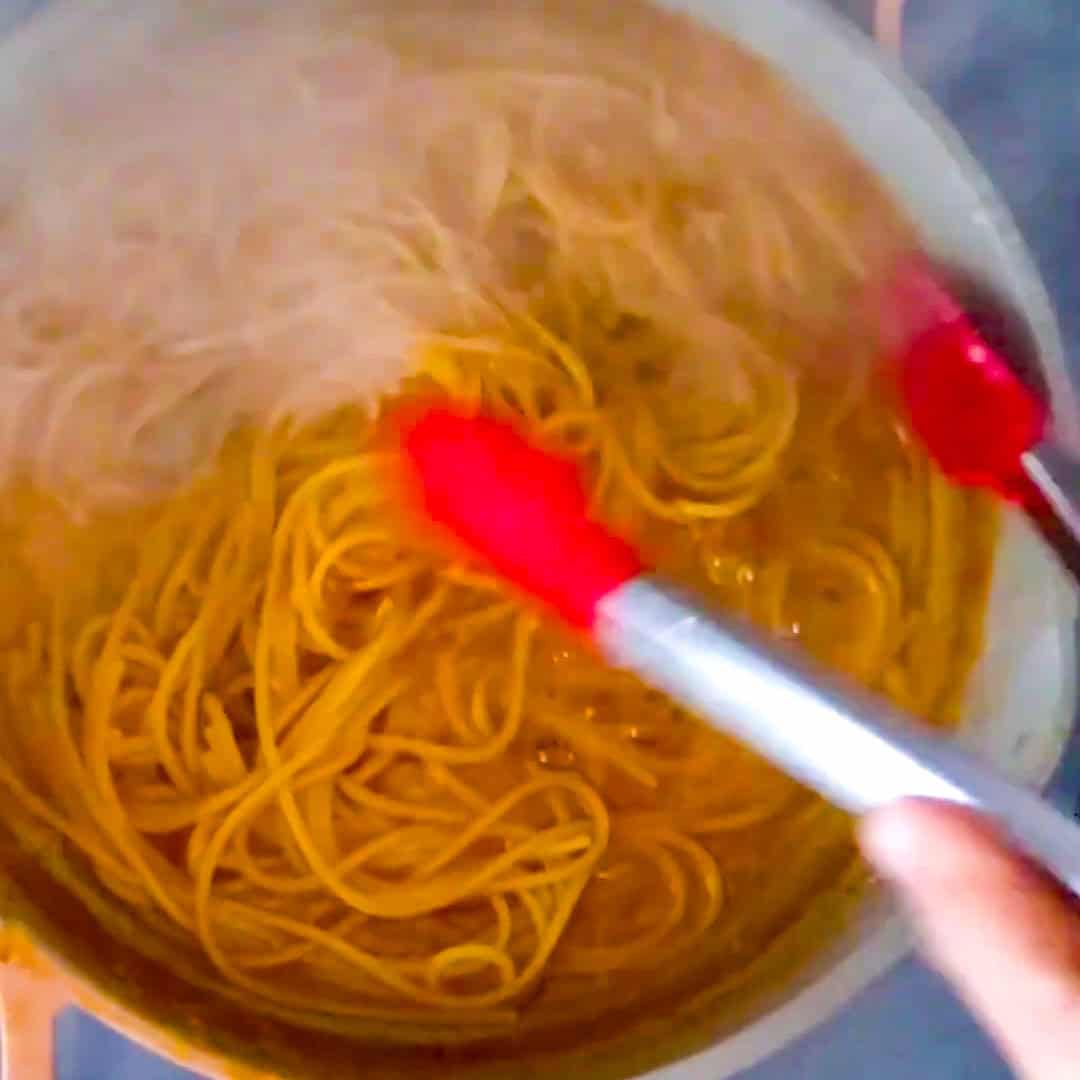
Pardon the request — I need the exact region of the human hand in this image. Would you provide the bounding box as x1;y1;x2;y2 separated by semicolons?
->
859;800;1080;1080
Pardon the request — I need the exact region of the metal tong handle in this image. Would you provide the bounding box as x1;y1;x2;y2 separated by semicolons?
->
597;577;1080;895
1024;440;1080;548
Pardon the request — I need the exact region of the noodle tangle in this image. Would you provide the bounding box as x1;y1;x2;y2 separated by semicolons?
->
0;0;996;1040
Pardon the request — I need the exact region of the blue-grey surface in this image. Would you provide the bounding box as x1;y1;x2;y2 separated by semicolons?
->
4;0;1077;1076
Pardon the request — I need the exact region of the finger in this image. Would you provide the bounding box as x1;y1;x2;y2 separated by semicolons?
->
859;799;1080;1080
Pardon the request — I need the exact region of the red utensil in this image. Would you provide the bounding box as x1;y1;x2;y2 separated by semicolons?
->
889;259;1080;556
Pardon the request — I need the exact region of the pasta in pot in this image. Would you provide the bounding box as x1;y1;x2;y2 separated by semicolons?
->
0;0;996;1042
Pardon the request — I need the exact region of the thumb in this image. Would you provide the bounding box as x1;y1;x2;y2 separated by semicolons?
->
859;799;1080;1080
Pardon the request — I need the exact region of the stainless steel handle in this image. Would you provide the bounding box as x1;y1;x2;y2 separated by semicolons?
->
596;577;1080;895
1023;440;1080;547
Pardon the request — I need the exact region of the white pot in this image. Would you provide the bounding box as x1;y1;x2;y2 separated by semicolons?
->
0;3;1073;1079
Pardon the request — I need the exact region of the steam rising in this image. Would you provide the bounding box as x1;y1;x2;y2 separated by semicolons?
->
0;0;909;508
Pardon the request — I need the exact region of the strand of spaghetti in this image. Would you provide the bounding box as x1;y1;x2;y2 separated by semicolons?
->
229;911;370;972
434;651;474;743
336;778;467;825
44;595;101;827
412;779;603;881
602;426;769;522
265;780;604;918
424;761;493;812
366;618;535;765
152;497;224;638
209;896;523;1013
553;841;688;973
0;756;134;883
145;621;202;793
196;636;429;902
192;679;405;950
650;828;724;933
688;802;793;833
427;943;516;989
532;708;658;789
75;540;205;929
206;773;604;914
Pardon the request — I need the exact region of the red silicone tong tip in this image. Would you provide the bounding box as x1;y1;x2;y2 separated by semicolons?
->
890;259;1049;505
400;406;642;630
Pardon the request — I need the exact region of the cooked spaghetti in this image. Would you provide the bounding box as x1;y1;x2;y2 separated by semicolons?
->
0;0;996;1042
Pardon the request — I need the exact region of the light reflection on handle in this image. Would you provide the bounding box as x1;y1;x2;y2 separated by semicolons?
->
596;576;1080;895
